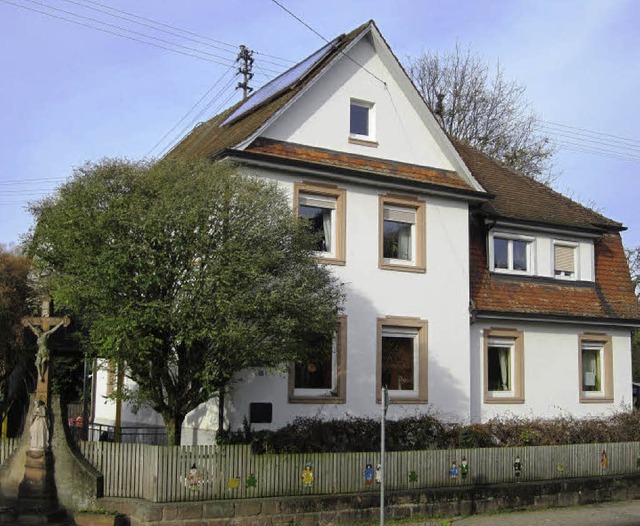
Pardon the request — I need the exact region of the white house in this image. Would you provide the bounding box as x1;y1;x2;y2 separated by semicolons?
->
91;21;640;444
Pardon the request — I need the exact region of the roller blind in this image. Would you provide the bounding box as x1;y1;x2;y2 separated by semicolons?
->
383;205;416;224
299;193;336;209
555;245;575;273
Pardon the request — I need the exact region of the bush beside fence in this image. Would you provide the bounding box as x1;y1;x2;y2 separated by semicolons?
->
78;440;640;503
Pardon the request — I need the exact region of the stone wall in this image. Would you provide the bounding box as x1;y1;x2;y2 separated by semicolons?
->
99;472;640;525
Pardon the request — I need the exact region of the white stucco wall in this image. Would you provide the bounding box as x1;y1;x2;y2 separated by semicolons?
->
218;167;472;431
470;320;633;422
262;36;455;172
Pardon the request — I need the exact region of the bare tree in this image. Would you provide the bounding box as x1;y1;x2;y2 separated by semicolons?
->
408;44;557;185
625;246;640;383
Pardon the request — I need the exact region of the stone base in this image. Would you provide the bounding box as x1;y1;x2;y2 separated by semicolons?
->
18;449;56;503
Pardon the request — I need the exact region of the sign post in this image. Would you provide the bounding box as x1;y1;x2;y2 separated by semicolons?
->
380;386;388;526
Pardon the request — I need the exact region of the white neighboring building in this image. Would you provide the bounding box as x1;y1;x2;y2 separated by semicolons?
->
91;21;640;444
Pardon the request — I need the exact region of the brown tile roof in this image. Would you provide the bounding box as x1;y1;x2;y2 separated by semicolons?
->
470;217;640;322
452;138;623;233
242;138;475;192
166;22;372;162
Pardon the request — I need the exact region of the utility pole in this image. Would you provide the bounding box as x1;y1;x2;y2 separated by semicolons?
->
236;45;254;100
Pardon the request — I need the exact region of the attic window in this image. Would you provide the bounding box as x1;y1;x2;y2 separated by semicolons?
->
350;99;375;142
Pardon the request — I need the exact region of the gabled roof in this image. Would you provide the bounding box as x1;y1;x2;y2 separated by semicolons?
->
452;138;623;233
167;21;371;162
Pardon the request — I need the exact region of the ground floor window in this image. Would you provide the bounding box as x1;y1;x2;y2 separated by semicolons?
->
484;328;524;403
288;316;347;403
579;334;613;402
376;317;428;403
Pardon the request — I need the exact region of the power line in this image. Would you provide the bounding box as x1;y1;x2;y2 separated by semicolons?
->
543;120;640;147
18;0;240;66
56;0;289;71
146;65;236;158
0;0;235;66
156;77;239;159
0;177;67;185
269;0;387;87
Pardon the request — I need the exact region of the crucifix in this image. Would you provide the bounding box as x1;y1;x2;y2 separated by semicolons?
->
21;296;70;402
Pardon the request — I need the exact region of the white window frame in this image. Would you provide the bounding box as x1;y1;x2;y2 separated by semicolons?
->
382;204;417;266
293;338;338;398
578;334;613;403
381;326;420;398
486;337;515;398
553;240;578;280
489;231;534;275
580;341;604;398
298;192;337;259
349;99;375;141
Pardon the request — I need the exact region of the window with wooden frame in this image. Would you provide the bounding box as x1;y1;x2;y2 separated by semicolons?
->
294;182;346;265
376;317;428;403
288;316;347;404
554;241;577;279
379;195;426;273
579;334;613;403
484;328;525;404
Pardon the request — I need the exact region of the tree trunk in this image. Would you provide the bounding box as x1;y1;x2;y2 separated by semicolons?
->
164;412;185;446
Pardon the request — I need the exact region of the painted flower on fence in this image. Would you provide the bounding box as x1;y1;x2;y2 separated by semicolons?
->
229;477;240;490
246;473;257;489
408;470;418;483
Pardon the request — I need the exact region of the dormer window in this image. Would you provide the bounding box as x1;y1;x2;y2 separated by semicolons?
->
554;241;577;279
349;99;376;145
490;232;533;275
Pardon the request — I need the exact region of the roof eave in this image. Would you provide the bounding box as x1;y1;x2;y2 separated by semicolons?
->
218;148;490;203
475;310;640;328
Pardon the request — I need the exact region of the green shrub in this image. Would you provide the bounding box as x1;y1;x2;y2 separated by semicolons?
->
222;410;640;453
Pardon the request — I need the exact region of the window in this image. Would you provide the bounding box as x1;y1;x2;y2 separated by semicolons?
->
579;334;613;402
554;242;577;279
294;182;346;265
349;99;377;146
379;195;426;273
289;316;347;403
490;233;533;274
377;317;428;403
484;328;524;403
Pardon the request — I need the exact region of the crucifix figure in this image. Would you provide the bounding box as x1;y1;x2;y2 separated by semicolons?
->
21;296;70;397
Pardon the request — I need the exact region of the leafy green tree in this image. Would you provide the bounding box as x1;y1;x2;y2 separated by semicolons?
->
408;44;557;185
0;245;32;427
28;159;344;444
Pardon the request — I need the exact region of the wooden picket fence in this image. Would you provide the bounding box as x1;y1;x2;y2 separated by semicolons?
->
0;438;19;466
77;440;640;503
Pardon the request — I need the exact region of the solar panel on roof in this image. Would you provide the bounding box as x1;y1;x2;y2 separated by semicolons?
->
221;37;341;127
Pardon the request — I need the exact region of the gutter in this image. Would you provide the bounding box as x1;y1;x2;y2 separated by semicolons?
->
475;311;640;329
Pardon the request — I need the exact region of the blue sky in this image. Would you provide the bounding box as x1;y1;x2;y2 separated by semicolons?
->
1;0;638;249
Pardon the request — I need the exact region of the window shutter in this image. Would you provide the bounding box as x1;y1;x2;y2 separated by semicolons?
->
383;206;416;224
299;194;336;209
555;245;575;273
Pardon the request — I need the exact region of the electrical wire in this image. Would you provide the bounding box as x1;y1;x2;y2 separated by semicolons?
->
269;0;387;87
18;0;241;66
146;65;236;158
156;77;239;159
56;0;288;71
0;0;236;66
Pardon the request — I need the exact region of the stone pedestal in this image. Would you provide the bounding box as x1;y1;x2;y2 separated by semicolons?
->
18;450;57;509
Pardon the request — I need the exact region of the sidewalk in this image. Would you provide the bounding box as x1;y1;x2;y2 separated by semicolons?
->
449;500;640;525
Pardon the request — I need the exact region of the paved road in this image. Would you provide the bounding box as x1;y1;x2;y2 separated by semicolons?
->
449;500;640;525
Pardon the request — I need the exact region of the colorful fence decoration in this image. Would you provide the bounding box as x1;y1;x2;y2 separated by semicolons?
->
69;440;640;503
